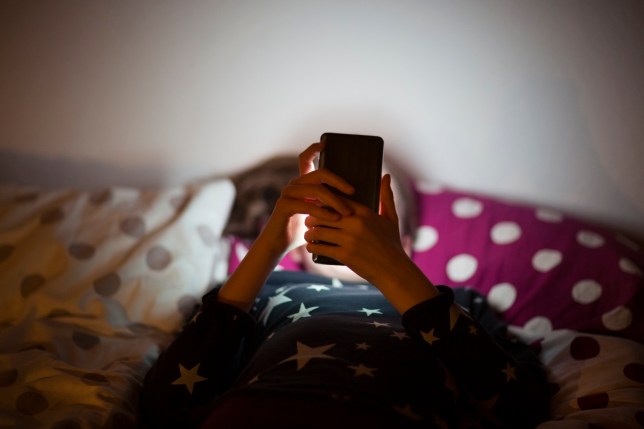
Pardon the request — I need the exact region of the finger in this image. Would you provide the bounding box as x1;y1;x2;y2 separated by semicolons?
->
304;211;354;230
305;241;343;262
305;215;327;229
298;142;324;176
282;183;353;216
303;226;341;246
379;174;399;225
295;169;355;197
280;198;342;221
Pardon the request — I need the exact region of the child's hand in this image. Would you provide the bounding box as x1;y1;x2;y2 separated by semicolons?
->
218;142;355;312
260;143;355;255
302;174;405;282
303;174;438;313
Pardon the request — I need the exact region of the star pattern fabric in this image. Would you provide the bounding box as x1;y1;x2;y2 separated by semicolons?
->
357;307;383;316
369;321;391;328
391;331;410;341
140;271;549;429
502;363;518;382
171;363;207;394
258;287;292;325
349;363;377;377
422;329;440;345
286;303;319;322
280;341;335;370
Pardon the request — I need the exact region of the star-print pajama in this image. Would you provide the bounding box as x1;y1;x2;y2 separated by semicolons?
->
139;271;549;429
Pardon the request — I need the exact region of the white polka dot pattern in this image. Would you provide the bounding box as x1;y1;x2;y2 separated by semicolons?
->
452;197;484;218
619;258;643;276
487;283;517;312
446;254;478;282
576;230;605;248
601;306;633;331
532;249;563;272
413;226;439;252
410;187;644;343
524;316;553;335
490;221;522;245
571;280;602;304
535;208;564;223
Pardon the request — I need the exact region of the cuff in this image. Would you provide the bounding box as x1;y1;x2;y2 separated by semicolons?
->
401;285;455;333
195;287;256;336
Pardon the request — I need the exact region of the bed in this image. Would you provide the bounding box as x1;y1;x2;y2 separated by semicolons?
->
1;162;643;428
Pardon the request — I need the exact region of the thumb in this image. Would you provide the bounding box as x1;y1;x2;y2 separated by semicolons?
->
379;174;399;225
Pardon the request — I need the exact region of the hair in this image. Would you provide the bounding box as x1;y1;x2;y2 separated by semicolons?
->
222;154;419;240
223;156;299;239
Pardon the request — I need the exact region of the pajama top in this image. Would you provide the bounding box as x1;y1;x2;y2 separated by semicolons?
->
139;271;549;428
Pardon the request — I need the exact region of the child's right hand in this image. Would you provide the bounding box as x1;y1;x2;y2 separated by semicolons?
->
258;143;355;256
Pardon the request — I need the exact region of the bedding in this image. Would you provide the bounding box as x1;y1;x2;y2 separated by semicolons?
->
0;180;235;428
1;170;643;428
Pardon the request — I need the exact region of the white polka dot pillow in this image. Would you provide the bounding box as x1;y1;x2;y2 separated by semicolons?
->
521;328;644;427
412;184;644;343
0;179;235;334
0;180;235;428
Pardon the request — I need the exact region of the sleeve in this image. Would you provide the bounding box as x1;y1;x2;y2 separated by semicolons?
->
401;286;550;429
138;288;256;429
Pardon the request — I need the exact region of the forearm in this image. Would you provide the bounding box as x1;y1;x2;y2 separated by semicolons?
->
402;287;549;427
217;221;288;312
218;145;355;312
369;254;440;315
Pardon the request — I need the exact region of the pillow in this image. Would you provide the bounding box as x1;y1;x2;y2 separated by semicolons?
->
510;327;644;428
0;179;235;427
227;236;302;274
411;183;644;343
0;179;235;333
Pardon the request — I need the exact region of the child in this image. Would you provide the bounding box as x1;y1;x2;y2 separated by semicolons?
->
139;143;549;428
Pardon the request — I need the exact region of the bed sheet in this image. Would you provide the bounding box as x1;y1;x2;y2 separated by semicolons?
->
0;180;235;428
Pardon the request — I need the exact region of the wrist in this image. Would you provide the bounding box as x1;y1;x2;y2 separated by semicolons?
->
255;217;291;258
217;222;287;313
374;257;439;314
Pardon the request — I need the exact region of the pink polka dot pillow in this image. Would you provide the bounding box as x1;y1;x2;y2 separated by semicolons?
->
227;236;302;274
412;184;644;343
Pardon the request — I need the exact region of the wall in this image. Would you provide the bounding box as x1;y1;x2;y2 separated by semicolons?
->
1;0;643;240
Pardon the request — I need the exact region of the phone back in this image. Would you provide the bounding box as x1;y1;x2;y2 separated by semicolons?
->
319;133;384;212
313;133;384;265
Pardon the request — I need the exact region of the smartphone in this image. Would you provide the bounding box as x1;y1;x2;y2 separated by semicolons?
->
312;132;384;265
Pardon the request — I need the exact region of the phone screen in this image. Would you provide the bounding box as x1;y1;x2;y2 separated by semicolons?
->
313;133;384;265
